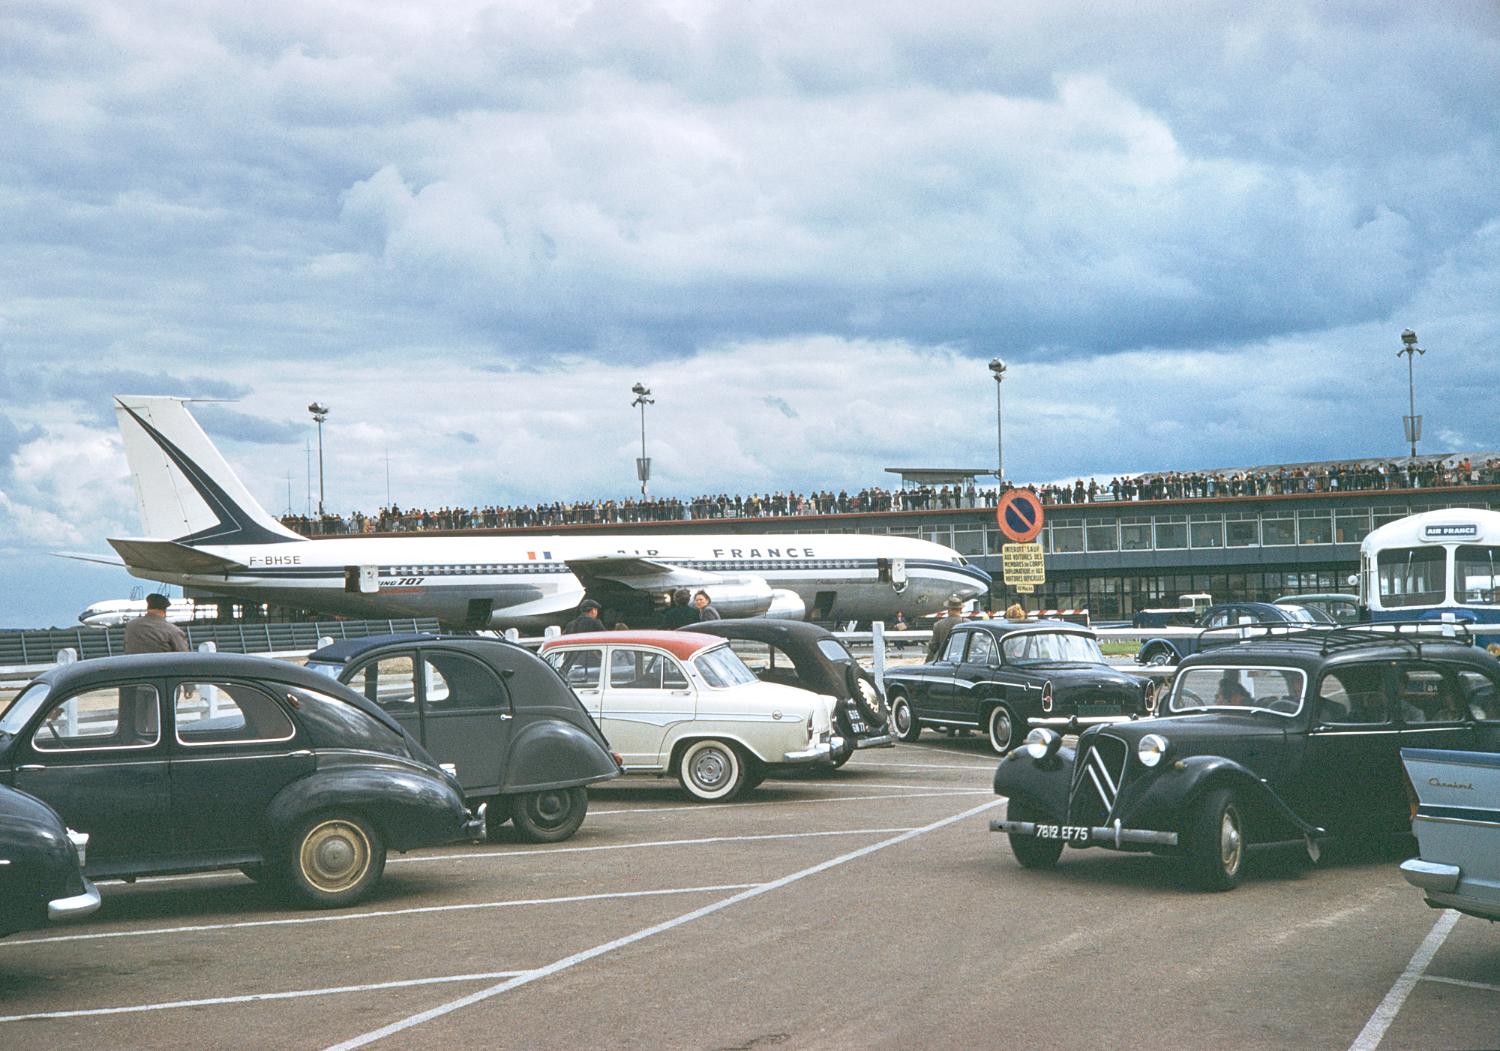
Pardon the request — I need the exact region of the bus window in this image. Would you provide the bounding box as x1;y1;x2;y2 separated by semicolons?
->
1455;545;1500;606
1376;547;1446;607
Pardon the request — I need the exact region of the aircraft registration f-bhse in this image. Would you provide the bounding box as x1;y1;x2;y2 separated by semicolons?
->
92;396;991;630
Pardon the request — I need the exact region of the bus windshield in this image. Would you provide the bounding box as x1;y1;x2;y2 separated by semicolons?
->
1376;546;1446;607
1455;545;1500;606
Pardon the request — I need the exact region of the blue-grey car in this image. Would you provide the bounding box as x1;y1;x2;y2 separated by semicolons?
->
1135;602;1335;666
1401;747;1500;922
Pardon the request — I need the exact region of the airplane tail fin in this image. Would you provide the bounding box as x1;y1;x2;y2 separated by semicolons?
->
113;396;304;546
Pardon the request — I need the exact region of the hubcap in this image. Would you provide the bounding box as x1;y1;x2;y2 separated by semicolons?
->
893;702;909;734
991;710;1012;749
692;748;729;788
1219;810;1243;874
530;791;568;826
300;820;371;894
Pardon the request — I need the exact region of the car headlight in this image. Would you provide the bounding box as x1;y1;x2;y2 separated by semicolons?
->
1138;733;1169;768
1024;727;1061;761
1144;680;1158;713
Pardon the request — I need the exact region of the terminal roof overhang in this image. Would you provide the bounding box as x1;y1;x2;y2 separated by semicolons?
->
884;467;995;487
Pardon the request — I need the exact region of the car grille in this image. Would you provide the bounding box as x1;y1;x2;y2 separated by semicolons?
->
1069;734;1129;826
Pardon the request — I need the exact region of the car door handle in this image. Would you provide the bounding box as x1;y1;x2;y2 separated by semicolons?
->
499;713;514;721
18;764;44;771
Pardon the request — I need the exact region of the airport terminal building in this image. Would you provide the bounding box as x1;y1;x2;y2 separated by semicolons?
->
479;476;1500;620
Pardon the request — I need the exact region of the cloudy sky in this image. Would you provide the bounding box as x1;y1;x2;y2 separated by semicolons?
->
2;1;1498;627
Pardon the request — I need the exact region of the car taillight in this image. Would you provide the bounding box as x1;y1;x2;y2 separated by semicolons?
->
1042;681;1053;713
1144;680;1158;713
1403;765;1419;823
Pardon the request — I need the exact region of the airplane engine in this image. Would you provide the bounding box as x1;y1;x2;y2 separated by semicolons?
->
762;588;807;621
699;577;776;618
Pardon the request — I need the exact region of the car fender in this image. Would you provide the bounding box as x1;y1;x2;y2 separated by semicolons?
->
663;723;797;767
1136;637;1189;663
992;745;1077;822
265;762;469;852
501;720;622;794
1127;755;1319;840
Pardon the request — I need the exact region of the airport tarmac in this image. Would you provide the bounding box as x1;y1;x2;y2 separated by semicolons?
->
0;735;1492;1050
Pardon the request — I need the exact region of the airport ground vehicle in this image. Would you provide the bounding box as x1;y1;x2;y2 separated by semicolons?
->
0;653;480;907
1271;593;1361;624
0;784;99;937
307;634;620;842
1134;602;1335;666
1361;508;1500;645
540;631;838;801
690;619;893;766
992;626;1500;889
1400;747;1500;922
883;620;1156;754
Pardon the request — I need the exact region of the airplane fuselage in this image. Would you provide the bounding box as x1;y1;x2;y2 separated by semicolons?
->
133;531;988;629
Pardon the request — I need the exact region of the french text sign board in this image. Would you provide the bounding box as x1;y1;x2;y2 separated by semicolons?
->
1002;542;1046;586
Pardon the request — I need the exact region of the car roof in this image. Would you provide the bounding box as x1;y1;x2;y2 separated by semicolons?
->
541;631;725;662
1179;630;1493;673
690;619;838;647
957;618;1094;637
308;633;442;663
1271;593;1358;604
31;652;404;735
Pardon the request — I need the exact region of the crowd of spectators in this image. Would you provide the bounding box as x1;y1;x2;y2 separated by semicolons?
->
278;455;1500;537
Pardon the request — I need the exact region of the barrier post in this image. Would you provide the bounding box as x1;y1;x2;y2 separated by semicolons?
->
55;649;78;736
871;621;887;686
197;640;220;715
503;628;520;643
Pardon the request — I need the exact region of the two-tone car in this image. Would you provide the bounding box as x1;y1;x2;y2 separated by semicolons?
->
1134;602;1336;666
690;619;894;766
992;625;1500;890
306;633;621;843
539;631;839;801
883;619;1157;754
0;652;480;908
1400;746;1500;922
0;784;99;937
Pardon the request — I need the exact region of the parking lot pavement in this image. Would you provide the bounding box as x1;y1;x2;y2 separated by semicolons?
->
0;737;1495;1050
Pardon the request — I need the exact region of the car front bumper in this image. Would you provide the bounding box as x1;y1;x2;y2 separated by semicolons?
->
1401;858;1461;894
48;880;101;923
990;817;1179;849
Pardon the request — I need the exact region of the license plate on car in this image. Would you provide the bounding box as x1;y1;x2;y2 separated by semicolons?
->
1033;823;1091;842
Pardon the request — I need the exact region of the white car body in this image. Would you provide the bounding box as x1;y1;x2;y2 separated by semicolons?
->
540;632;838;783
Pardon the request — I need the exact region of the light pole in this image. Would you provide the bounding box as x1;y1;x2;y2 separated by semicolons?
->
630;383;654;496
307;402;329;516
988;358;1007;490
1398;329;1424;458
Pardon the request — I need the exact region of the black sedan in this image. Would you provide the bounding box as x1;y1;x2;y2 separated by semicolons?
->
0;783;99;937
883;620;1156;753
690;619;894;766
0;652;481;908
307;634;621;842
991;626;1500;889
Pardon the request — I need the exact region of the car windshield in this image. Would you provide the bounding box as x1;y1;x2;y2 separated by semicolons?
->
1170;666;1307;716
1273;604;1334;625
305;661;341;679
1001;632;1105;666
0;682;50;736
694;645;759;688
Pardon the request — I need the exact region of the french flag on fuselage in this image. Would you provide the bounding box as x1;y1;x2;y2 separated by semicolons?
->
526;551;552;560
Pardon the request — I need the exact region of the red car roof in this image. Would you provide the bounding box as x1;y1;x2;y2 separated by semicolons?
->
541;630;725;662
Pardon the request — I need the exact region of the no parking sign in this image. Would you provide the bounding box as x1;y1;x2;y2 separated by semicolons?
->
995;489;1045;544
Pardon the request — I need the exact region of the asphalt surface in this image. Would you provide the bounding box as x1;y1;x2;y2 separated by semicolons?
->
0;735;1495;1050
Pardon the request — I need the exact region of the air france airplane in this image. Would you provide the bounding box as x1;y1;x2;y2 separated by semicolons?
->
95;396;991;629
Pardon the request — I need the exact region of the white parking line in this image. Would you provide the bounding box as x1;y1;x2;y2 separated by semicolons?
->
0;971;532;1023
326;797;1005;1050
0;884;759;948
392;826;920;865
588;787;988;816
844;760;996;771
1347;909;1460;1051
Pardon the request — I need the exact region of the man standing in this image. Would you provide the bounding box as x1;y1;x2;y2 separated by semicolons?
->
924;596;966;662
124;593;190;654
562;599;607;634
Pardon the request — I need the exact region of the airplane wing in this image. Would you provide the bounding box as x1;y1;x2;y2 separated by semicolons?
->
106;537;249;575
564;555;721;593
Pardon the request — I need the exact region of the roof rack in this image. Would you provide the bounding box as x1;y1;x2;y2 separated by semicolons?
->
1195;620;1474;656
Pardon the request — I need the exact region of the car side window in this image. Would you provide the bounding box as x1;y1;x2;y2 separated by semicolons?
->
545;649;603;690
942;632;968;663
609;649;688;690
32;685;161;751
1204;610;1230;628
1394;667;1467;725
422;652;508;712
354;655;418;715
728;639;773;673
1316;666;1391;726
1457;669;1500;721
175;682;295;745
965;632;995;667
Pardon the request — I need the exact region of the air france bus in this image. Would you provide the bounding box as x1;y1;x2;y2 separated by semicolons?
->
1360;508;1500;642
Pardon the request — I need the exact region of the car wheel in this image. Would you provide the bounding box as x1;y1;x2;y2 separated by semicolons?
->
677;739;747;802
847;665;889;725
889;693;921;742
511;787;588;844
485;795;514;840
1145;647;1177;667
1186;787;1246;891
1005;800;1063;870
285;812;386;908
986;704;1018;754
